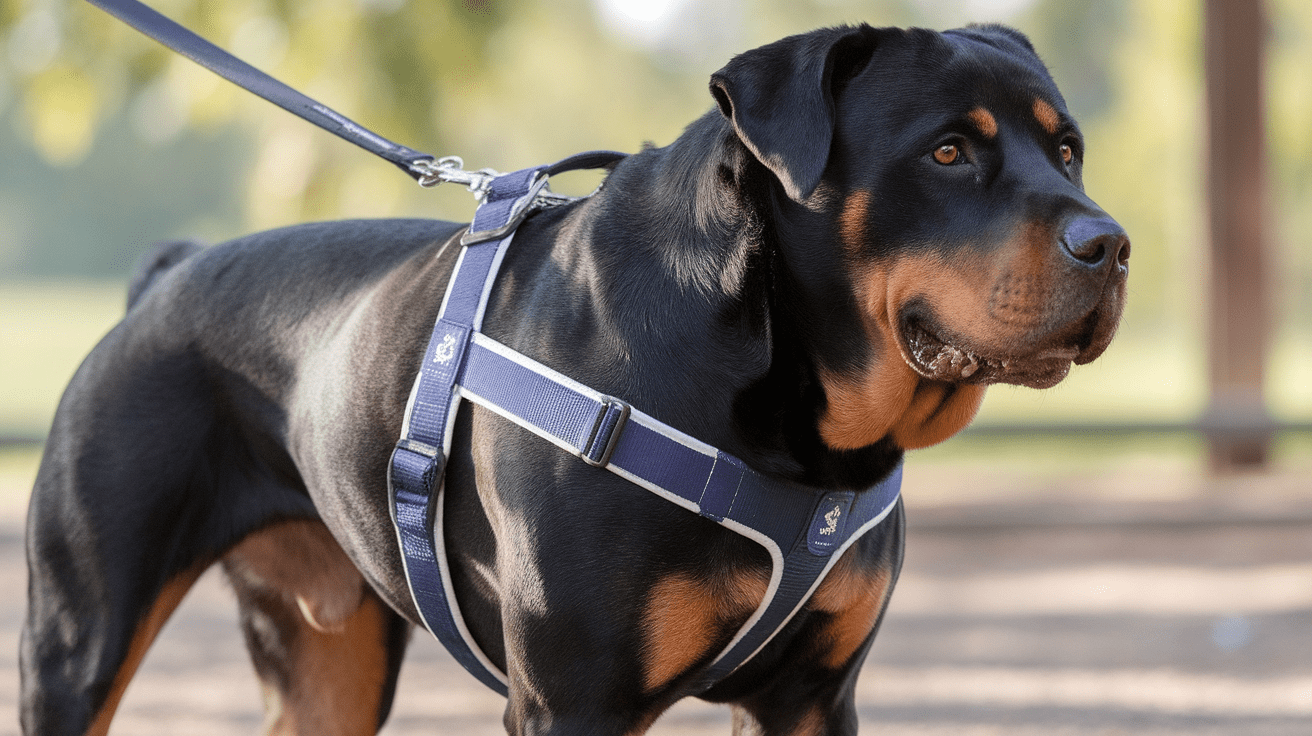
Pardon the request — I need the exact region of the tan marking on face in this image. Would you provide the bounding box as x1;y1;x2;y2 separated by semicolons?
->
821;207;1096;447
987;222;1060;330
642;568;768;692
819;256;990;450
840;190;872;254
967;107;998;138
1033;98;1060;135
225;519;364;633
818;360;919;450
890;382;987;449
811;550;896;669
260;593;392;735
86;565;206;736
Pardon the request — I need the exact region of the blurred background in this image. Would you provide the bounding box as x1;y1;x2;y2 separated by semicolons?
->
0;0;1309;733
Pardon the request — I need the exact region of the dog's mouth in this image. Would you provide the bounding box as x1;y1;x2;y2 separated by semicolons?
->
897;315;1083;389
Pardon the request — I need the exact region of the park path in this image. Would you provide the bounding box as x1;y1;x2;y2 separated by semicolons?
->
1;456;1309;735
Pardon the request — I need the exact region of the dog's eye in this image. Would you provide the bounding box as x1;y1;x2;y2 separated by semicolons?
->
1060;143;1074;164
933;144;961;165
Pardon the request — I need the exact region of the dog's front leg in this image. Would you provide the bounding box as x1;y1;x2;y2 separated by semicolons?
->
717;504;904;736
496;606;660;736
729;675;863;736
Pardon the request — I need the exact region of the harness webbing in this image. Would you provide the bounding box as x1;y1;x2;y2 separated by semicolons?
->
84;0;903;696
388;159;902;697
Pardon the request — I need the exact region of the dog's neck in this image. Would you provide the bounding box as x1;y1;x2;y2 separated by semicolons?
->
568;112;904;490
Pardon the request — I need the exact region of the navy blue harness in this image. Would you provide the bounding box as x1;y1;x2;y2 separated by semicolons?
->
387;158;903;696
84;0;903;697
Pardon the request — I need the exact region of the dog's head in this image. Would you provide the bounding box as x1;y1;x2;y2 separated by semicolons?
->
711;24;1128;452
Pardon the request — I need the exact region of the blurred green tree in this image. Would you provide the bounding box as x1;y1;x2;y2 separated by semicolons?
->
2;0;1311;425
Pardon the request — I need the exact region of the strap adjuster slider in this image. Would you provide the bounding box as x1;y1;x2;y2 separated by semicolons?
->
395;437;440;458
581;398;630;468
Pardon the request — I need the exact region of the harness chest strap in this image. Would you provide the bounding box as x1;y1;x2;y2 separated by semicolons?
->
73;1;900;688
388;157;903;696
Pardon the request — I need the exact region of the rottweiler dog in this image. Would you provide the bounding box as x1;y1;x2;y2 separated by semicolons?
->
22;22;1127;736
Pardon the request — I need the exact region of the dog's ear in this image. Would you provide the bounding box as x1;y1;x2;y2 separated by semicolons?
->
710;25;881;201
946;24;1053;80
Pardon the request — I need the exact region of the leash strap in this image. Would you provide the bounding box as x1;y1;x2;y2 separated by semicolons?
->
88;0;434;178
390;164;902;696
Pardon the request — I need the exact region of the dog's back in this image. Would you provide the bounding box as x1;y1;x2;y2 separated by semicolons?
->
21;23;1127;736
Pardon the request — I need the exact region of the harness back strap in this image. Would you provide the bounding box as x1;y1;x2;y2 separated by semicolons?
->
85;0;903;698
389;159;902;697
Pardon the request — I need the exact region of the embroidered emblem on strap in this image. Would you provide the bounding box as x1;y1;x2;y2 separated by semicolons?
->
434;333;457;364
807;492;855;556
389;156;902;698
819;504;842;535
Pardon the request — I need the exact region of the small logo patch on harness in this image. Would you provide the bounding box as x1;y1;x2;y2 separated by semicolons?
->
807;492;854;556
818;504;842;535
434;333;458;364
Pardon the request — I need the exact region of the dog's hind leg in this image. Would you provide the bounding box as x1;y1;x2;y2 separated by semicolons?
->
19;302;325;735
222;519;411;736
21;553;208;736
19;346;232;734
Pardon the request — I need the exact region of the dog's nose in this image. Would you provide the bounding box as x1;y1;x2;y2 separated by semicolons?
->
1061;217;1129;270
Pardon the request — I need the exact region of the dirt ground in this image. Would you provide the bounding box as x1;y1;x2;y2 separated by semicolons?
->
2;452;1310;735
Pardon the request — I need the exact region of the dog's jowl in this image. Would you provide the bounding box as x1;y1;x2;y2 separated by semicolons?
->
22;23;1126;736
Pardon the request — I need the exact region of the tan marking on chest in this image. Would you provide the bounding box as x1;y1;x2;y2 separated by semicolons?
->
967;107;998;138
818;360;918;450
889;381;986;449
642;567;769;692
810;551;895;669
1033;98;1060;134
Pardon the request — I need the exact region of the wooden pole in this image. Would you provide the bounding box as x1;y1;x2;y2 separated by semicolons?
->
1203;0;1271;470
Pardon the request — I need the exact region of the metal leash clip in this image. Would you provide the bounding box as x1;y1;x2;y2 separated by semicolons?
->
409;156;583;208
410;156;501;198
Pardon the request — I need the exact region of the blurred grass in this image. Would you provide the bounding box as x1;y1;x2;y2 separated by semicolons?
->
0;280;125;436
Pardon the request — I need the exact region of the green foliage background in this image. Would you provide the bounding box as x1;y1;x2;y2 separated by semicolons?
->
1;0;1310;442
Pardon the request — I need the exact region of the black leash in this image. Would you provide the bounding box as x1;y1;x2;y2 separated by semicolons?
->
90;0;627;197
89;0;443;183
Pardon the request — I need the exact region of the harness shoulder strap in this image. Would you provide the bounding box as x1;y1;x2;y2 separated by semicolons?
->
389;164;554;695
389;160;902;697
